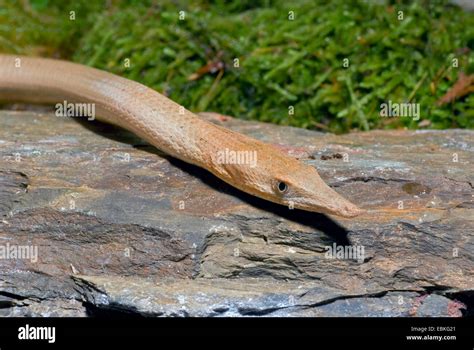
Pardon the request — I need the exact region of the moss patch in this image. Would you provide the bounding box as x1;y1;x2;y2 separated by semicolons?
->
1;0;473;132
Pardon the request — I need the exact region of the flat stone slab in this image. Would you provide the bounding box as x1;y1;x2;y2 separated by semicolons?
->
0;109;472;317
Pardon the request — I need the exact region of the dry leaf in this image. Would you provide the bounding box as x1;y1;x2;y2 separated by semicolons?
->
188;52;225;81
437;72;474;105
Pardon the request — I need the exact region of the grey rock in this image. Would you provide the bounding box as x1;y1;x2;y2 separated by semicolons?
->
0;110;472;317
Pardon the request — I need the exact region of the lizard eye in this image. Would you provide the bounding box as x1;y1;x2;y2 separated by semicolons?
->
277;181;288;193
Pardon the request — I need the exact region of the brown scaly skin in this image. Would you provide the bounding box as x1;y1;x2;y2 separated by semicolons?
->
0;55;363;218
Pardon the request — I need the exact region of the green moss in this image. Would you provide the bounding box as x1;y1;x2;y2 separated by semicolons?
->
1;0;473;132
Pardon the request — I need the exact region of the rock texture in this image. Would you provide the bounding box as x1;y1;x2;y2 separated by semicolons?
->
0;108;472;317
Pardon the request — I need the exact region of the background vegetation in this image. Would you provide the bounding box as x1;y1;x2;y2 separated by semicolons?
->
0;0;473;133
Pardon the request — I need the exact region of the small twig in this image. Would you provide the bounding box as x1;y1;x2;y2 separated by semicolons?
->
344;75;369;131
197;68;224;111
407;72;428;103
311;121;330;130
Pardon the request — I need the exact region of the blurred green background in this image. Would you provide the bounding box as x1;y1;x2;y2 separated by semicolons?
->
0;0;473;133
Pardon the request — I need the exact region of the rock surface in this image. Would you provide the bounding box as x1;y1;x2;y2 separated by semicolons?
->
0;109;472;317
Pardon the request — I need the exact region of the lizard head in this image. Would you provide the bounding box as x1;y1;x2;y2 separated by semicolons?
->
212;141;364;218
265;160;364;217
